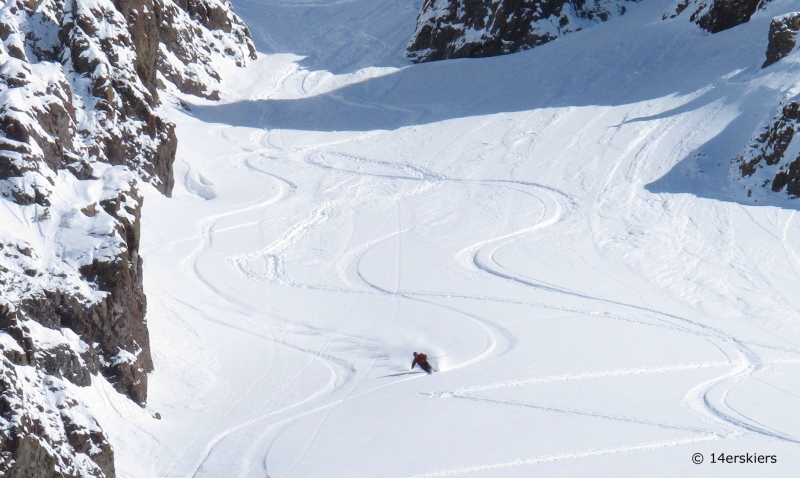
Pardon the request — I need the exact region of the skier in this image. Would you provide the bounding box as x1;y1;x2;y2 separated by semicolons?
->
411;352;433;374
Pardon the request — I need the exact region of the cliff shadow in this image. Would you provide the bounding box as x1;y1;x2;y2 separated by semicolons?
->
190;3;773;132
645;92;800;211
230;0;422;74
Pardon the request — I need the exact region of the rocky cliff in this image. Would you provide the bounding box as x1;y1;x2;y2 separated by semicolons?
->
666;2;800;200
407;0;779;63
0;0;255;475
664;0;771;32
733;101;800;198
763;11;800;67
407;0;636;63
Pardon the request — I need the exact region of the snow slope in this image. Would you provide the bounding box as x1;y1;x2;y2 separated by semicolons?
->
88;0;800;476
228;0;422;73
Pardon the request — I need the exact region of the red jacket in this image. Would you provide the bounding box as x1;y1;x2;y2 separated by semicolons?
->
412;354;429;369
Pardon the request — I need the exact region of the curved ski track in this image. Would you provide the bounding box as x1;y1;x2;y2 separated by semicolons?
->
174;120;800;477
155;50;800;474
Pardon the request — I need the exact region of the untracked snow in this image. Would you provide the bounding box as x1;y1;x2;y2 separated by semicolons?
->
84;0;800;476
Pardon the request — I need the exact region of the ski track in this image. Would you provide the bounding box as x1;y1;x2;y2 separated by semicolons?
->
142;11;800;473
166;136;557;474
450;394;717;435
185;123;800;474
400;435;722;478
303;142;800;447
166;126;462;475
425;360;741;396
145;142;367;477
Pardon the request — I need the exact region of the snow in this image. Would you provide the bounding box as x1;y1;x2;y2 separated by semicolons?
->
0;331;24;354
88;0;800;476
0;162;140;309
228;0;422;73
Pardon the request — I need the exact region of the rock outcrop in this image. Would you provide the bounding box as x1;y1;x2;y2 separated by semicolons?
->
705;6;800;200
665;0;772;33
0;0;255;475
407;0;635;63
0;354;115;478
157;0;256;99
732;101;800;198
406;0;779;63
763;12;800;68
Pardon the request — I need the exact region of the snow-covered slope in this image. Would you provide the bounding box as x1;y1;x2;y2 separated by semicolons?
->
228;0;421;73
69;0;800;476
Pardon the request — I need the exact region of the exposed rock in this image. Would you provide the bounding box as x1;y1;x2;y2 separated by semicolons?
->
732;101;800;198
763;12;800;68
667;2;797;202
771;157;800;195
0;356;115;478
36;345;91;387
1;0;256;198
157;0;257;99
665;0;772;33
407;0;635;63
3;174;154;406
0;0;256;474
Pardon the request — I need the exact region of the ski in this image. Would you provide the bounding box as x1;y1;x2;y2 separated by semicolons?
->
377;371;428;378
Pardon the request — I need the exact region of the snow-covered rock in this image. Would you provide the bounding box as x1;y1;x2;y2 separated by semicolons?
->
408;0;780;63
763;11;800;67
0;354;115;477
664;0;771;32
733;100;800;198
0;0;255;475
689;5;800;200
407;0;636;63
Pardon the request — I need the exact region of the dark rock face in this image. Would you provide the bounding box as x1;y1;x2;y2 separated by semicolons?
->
665;0;771;33
0;0;255;475
0;0;256;198
407;0;634;63
0;171;146;477
0;0;177;199
695;0;762;33
7;182;153;405
157;0;256;99
763;12;800;68
772;157;800;195
36;344;92;386
733;101;800;198
0;356;116;478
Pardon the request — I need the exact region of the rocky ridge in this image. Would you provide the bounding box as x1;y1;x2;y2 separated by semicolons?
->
0;0;255;475
763;11;800;68
732;98;800;199
664;0;771;32
407;0;778;63
407;0;637;63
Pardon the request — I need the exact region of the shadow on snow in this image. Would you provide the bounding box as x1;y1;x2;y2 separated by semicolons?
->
195;3;800;209
230;0;423;74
